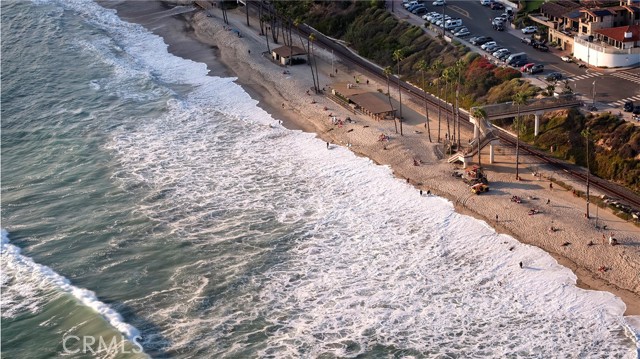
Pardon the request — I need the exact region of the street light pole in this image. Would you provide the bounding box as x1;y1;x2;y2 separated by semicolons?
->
592;80;597;108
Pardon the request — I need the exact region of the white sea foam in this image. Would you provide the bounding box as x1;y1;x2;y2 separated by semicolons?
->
23;0;639;356
1;229;141;342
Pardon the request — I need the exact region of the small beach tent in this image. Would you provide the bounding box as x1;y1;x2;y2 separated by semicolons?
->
271;46;306;66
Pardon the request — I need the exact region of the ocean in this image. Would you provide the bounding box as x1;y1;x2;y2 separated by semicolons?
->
1;1;638;358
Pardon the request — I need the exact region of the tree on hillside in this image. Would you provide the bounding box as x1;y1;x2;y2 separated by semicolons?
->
471;107;487;167
431;59;444;143
512;92;528;180
417;59;432;142
383;66;397;134
393;49;405;136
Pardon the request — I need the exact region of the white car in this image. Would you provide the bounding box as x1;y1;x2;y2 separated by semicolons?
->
480;41;497;50
561;55;572;63
480;0;491;5
492;48;509;57
522;26;538;34
433;0;446;6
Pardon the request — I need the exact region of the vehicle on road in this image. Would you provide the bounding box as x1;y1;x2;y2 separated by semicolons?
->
444;19;463;29
529;64;544;74
561;55;572;63
521;37;533;45
520;63;535;72
545;72;563;81
490;2;504;10
624;101;634;112
522;26;537;34
433;0;446;6
493;23;505;31
480;0;491;5
633;106;640;115
407;3;423;12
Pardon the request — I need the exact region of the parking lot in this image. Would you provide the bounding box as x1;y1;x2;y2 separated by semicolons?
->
397;0;640;119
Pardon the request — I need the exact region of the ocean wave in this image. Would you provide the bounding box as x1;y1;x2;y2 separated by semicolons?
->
1;229;141;342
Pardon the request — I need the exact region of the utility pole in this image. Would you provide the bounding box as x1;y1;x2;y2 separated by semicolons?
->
592;79;597;108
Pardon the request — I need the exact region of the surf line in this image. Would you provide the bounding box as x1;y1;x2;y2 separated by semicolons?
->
1;229;144;347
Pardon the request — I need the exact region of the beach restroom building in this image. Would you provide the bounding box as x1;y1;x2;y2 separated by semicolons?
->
271;46;307;66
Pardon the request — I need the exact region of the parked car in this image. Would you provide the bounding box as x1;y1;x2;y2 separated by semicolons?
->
490;2;504;10
433;0;446;6
509;58;528;67
521;37;533;45
529;64;544;74
546;72;563;81
455;28;471;37
520;63;535;72
480;0;491;5
484;44;501;52
534;44;549;52
493;48;509;57
492;17;504;26
496;51;511;61
481;41;497;50
561;55;572;62
633;106;640;115
412;6;428;14
493;23;505;31
624;101;634;112
404;1;419;8
522;26;537;34
407;3;423;12
470;36;492;45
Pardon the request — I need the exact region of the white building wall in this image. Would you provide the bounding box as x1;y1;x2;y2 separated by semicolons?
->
573;39;640;67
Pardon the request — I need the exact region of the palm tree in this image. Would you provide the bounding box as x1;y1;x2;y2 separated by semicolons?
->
581;127;593;218
472;107;487;167
471;107;487;167
454;60;464;149
308;34;320;93
431;60;444;142
393;49;405;136
512;92;528;180
417;59;432;142
383;66;397;133
443;67;455;144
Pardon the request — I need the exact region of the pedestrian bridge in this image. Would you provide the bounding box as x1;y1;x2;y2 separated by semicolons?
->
448;95;581;168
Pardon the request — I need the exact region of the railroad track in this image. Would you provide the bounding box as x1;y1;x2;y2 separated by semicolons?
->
250;2;640;213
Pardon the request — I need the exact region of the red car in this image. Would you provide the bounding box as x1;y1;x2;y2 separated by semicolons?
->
520;63;535;72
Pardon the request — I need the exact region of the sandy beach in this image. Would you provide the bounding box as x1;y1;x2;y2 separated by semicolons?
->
106;1;640;316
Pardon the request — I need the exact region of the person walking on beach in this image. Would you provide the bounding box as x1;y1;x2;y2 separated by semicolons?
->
549;183;553;190
495;214;499;223
519;261;523;269
326;142;329;149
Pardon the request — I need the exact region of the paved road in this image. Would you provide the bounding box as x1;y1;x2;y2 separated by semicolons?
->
397;0;640;111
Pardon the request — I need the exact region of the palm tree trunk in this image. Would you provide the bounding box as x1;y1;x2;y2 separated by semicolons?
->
515;107;520;180
437;83;442;142
422;72;432;142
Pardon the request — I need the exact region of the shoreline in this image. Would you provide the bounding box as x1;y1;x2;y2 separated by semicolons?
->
106;1;640;316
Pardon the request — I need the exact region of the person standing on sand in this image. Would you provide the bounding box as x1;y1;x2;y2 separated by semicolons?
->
326;142;329;149
519;262;523;269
